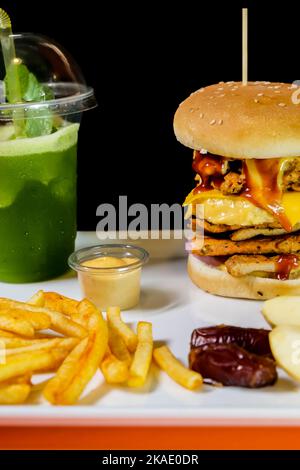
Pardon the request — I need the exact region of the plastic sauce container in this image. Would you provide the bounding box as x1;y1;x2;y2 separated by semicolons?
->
68;244;149;310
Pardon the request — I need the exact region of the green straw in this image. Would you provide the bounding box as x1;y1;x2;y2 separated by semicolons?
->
0;8;24;135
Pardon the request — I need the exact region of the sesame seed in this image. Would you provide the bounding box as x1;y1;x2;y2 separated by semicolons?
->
257;93;264;96
199;113;204;118
263;81;271;84
254;99;259;103
218;87;224;91
209;119;216;125
200;149;208;154
219;81;224;84
189;108;194;112
219;94;225;97
198;88;204;93
274;85;281;89
274;90;281;93
278;102;286;107
218;119;223;125
226;81;234;84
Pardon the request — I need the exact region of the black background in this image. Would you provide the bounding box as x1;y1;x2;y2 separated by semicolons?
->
1;0;299;229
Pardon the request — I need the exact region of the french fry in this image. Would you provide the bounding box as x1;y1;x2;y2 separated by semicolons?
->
128;322;153;387
0;298;87;338
0;383;31;404
100;347;129;384
43;292;79;316
0;329;24;338
44;301;108;404
5;337;79;356
153;345;203;390
2;308;51;331
40;307;88;338
59;307;108;404
0;374;32;404
107;306;137;352
34;332;62;339
27;290;45;307
0;336;72;349
72;299;94;327
108;327;131;365
0;349;68;382
1;373;32;386
43;337;89;404
0;330;59;341
0;313;34;338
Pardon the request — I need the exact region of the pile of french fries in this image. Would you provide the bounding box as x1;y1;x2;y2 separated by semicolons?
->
0;291;202;405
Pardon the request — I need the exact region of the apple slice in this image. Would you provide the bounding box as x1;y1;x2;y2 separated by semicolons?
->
269;325;300;381
262;296;300;327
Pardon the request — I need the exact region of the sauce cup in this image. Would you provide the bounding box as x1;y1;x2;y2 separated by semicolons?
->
68;244;149;310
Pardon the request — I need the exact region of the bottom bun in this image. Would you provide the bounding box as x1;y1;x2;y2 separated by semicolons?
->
187;254;300;300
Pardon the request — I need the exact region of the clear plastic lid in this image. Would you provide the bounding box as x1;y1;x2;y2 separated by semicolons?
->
0;33;96;120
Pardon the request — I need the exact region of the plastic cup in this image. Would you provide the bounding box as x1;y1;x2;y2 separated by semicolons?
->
68;244;149;310
0;33;96;282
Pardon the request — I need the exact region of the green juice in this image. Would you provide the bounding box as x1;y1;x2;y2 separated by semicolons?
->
0;123;79;282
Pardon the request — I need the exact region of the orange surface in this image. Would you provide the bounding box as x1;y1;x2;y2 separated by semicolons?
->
0;426;300;450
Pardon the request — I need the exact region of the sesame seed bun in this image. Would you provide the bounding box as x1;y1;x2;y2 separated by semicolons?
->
174;82;300;159
188;254;300;300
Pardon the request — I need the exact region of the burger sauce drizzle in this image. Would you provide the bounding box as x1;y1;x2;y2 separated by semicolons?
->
275;255;299;280
241;159;292;232
192;151;224;191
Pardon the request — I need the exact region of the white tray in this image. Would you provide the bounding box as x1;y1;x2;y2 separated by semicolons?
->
0;232;300;427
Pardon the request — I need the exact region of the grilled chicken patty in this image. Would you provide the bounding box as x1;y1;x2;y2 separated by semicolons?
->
225;254;300;279
189;219;300;279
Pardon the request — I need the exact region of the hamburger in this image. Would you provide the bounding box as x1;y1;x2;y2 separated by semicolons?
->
174;81;300;299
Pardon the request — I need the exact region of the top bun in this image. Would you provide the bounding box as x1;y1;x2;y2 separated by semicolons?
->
174;81;300;159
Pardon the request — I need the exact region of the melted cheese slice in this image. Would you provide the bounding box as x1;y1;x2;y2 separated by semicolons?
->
183;189;300;227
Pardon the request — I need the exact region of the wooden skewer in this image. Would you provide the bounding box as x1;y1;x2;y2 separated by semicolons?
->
242;8;248;86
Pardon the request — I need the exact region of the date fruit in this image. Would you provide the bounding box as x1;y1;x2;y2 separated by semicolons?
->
191;325;272;357
189;344;277;388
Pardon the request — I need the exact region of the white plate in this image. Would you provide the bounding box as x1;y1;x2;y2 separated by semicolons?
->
0;232;300;427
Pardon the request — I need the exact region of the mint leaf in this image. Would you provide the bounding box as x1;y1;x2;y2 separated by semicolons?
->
23;73;54;102
23;72;42;101
24;107;53;138
4;63;54;137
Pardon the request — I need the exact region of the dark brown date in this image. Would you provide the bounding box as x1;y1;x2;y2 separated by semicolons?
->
191;325;272;357
189;344;277;388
